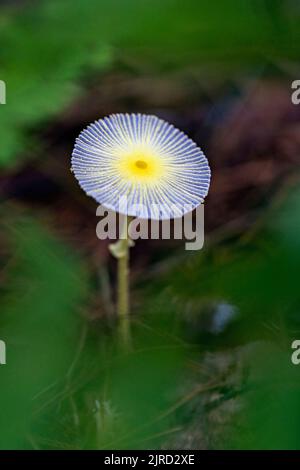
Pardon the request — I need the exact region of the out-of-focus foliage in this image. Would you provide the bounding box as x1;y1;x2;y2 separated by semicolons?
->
164;189;300;341
1;185;299;449
0;214;88;449
139;184;300;449
1;0;300;167
0;211;188;450
0;1;112;167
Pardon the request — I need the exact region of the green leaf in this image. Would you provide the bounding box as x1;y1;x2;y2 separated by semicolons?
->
0;214;88;449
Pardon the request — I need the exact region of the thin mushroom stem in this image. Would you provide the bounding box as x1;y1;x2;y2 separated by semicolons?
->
109;216;133;348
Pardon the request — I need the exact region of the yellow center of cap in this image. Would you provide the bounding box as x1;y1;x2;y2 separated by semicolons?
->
116;146;167;184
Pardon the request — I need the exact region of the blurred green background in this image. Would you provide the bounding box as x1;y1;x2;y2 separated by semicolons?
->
0;0;300;450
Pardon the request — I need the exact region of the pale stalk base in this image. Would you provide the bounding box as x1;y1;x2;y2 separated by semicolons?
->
109;217;132;349
117;236;130;347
